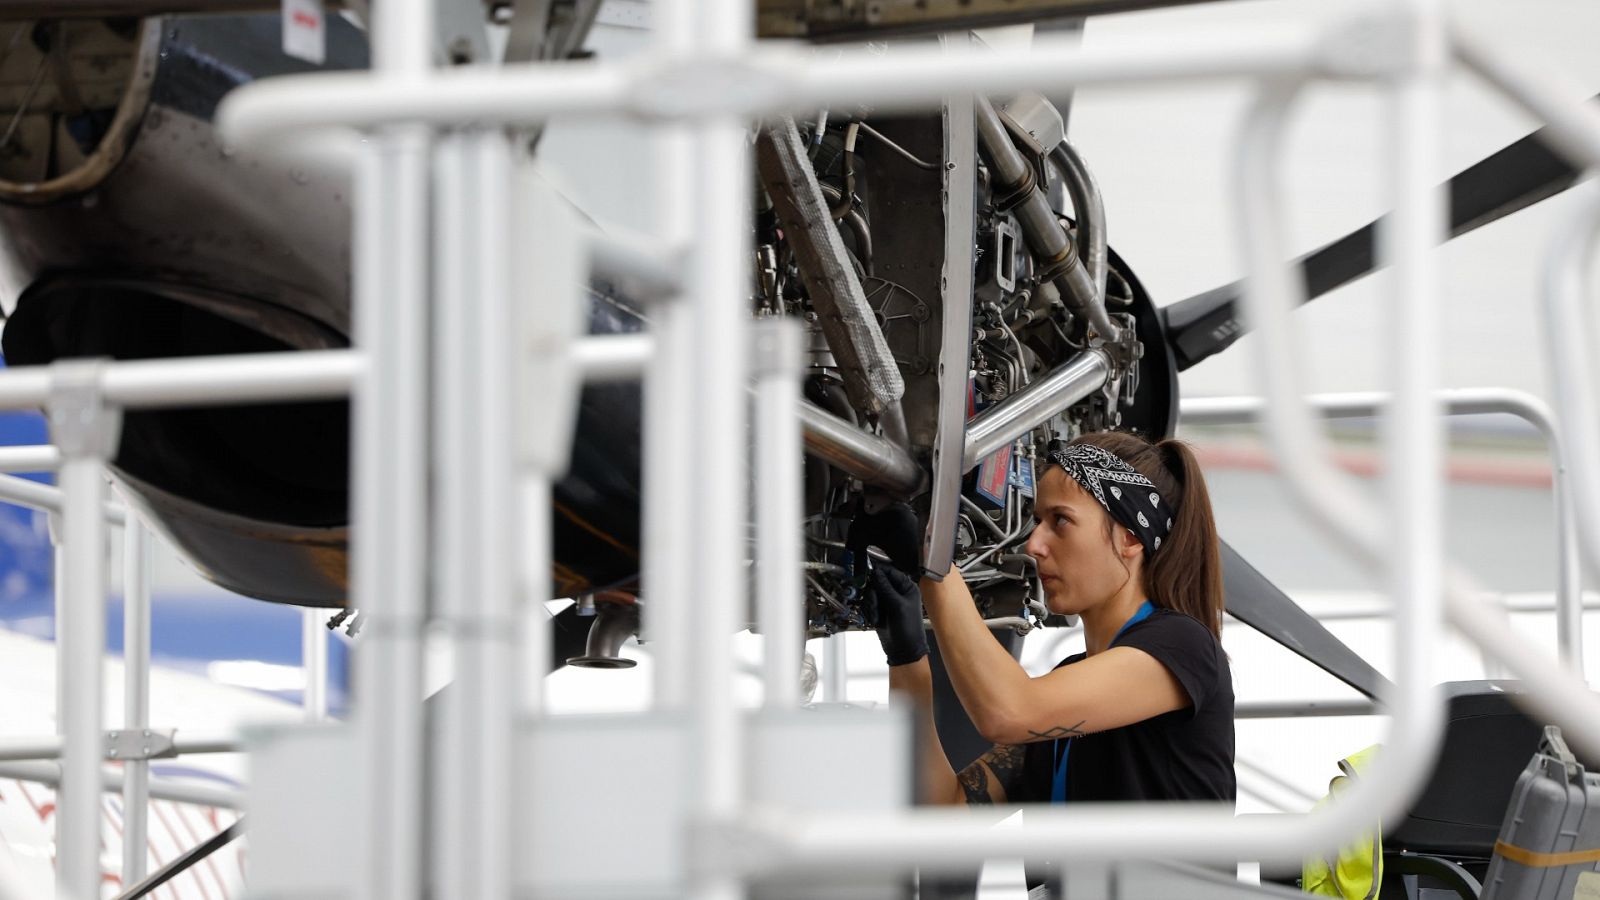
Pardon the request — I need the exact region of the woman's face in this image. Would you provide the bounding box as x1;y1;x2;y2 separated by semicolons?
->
1024;467;1141;617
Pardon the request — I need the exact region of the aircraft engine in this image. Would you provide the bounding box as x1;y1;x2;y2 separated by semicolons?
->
0;14;648;606
0;15;1175;631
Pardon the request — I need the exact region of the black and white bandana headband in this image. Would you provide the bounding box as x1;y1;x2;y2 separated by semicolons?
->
1048;444;1173;555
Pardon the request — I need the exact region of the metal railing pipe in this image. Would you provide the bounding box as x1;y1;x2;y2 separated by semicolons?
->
799;400;926;496
641;1;699;711
302;608;328;721
682;1;753;898
351;129;431;900
0;445;59;473
1234;700;1379;719
0;760;243;810
55;440;111;900
573;334;653;383
0;351;359;414
1181;388;1583;673
215;25;1334;145
1542;186;1600;632
0;471;125;524
961;349;1111;471
0;730;245;762
121;519;152;886
754;320;805;708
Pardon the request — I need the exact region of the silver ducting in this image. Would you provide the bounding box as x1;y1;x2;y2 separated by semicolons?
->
800;401;927;497
756;118;906;418
566;600;641;670
1049;140;1109;303
973;95;1120;342
962;349;1112;471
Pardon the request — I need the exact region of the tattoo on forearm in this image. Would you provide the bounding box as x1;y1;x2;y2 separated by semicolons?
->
957;762;993;805
983;744;1026;798
1026;720;1088;741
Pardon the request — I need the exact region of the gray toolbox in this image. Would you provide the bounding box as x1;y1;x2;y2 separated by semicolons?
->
1481;726;1600;900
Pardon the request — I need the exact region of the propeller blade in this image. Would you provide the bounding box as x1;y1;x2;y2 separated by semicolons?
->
1221;540;1390;701
1162;103;1587;372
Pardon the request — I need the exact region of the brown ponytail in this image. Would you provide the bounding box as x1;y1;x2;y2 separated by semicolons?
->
1068;432;1225;639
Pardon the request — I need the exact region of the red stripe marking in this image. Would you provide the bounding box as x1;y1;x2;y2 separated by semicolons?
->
1192;443;1554;489
291;10;320;28
171;802;228;900
152;801;208;900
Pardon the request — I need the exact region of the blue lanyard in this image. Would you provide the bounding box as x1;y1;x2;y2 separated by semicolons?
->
1051;601;1154;803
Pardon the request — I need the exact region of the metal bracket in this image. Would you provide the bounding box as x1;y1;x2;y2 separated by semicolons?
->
105;729;177;762
47;360;121;461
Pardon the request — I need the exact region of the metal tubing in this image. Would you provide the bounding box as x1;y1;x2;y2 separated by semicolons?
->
302;608;327;720
573;334;653;383
0;471;125;524
0;445;59;472
1181;388;1584;673
678;1;752;897
0;760;243;810
1233;701;1379;719
56;454;107;900
961;349;1111;471
216;28;1328;145
754;320;805;708
824;637;847;702
352;129;431;900
433;129;519;900
799;400;926;496
973;95;1117;341
0;351;359;414
1049;141;1108;301
121;519;152;886
1542;187;1600;654
691;115;749;900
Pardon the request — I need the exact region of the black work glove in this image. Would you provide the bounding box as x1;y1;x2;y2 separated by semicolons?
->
868;563;928;667
847;501;922;577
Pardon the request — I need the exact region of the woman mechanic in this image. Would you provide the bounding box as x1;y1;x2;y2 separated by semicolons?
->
854;431;1235;806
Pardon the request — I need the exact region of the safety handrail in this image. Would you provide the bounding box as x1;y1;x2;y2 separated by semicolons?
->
1181;388;1585;673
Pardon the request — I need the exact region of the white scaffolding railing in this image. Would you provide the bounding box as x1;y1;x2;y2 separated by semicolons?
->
1181;388;1587;675
1;0;1598;897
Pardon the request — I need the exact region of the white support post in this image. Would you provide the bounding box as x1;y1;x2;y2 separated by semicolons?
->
432;128;520;900
121;517;152;886
642;2;698;714
825;637;847;704
48;361;120;900
680;3;753;899
302;608;328;720
754;320;805;708
352;127;432;900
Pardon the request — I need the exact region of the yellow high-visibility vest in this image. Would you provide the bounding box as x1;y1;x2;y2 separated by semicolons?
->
1302;745;1383;900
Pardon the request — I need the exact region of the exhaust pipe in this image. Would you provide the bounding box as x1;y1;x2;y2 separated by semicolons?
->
962;349;1112;471
566;599;641;670
800;400;927;497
